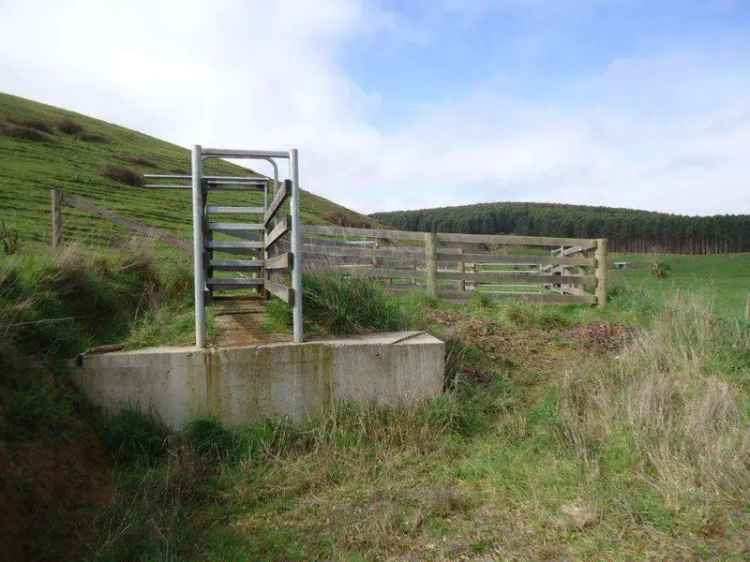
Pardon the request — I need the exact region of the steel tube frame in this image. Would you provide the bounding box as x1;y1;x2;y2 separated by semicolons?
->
289;149;303;343
201;148;289;159
145;174;266;181
191;145;207;347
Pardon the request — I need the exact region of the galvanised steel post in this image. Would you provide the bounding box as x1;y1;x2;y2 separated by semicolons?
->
289;148;303;343
191;145;207;347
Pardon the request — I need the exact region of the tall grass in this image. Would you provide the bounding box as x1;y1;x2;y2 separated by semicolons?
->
88;371;513;561
0;242;192;357
267;271;421;336
560;293;750;512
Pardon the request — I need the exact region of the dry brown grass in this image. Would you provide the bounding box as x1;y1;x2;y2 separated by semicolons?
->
560;293;750;510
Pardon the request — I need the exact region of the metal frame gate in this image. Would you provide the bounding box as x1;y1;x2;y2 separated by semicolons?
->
145;147;303;347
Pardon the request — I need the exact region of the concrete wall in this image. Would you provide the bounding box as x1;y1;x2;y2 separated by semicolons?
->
73;332;444;430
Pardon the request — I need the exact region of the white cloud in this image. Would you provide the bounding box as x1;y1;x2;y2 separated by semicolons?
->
1;0;748;216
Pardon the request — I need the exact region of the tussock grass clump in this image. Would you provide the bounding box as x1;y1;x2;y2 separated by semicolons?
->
58;118;84;135
304;271;407;334
267;271;412;335
99;164;144;187
560;293;750;513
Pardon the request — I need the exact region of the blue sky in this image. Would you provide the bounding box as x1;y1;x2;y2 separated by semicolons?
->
1;0;749;215
344;1;750;124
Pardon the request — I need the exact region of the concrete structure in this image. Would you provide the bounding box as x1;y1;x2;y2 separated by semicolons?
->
73;332;444;430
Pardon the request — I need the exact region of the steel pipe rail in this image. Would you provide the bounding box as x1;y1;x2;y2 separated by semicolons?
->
201;148;290;159
144;174;267;181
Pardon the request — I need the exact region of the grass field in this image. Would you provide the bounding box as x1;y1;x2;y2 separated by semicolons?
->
0;92;373;247
610;252;750;319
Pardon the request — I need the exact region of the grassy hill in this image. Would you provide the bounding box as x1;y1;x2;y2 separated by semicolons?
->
0;92;374;247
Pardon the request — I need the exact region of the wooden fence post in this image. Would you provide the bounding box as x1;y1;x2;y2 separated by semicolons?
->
457;248;465;292
51;189;63;248
595;238;607;308
424;232;437;298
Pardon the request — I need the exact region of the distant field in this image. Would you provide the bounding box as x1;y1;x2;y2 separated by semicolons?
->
611;252;750;319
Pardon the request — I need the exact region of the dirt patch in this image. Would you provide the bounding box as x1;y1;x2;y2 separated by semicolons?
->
213;298;292;347
429;310;630;378
567;321;630;352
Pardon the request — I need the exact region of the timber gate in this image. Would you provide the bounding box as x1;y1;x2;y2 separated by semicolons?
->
303;226;608;307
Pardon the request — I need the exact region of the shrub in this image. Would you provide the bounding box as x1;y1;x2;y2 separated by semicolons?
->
1;123;50;142
58;118;83;135
98;407;168;466
100;164;144;187
79;132;108;143
322;210;372;228
8;116;54;134
651;260;671;279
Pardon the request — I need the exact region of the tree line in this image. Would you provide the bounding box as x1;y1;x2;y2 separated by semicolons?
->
371;202;750;254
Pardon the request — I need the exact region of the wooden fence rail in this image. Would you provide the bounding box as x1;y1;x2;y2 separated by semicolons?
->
304;224;608;307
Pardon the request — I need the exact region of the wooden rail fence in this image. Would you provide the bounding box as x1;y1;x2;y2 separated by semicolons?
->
50;190;608;309
304;225;608;307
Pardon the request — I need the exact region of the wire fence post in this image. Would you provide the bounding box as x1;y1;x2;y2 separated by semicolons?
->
50;189;63;248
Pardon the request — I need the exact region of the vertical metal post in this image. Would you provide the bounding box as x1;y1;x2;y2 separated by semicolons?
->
191;145;207;347
50;189;63;248
745;294;750;322
289;149;304;343
595;238;608;309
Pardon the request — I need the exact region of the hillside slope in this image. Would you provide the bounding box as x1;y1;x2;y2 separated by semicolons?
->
0;92;373;246
372;201;750;254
